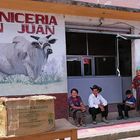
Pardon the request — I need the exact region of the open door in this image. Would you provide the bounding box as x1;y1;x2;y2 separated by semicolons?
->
117;33;140;110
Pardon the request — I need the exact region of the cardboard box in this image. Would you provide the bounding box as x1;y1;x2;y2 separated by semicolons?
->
0;95;55;136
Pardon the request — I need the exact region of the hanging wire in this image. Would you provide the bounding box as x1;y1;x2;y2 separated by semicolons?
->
103;21;139;30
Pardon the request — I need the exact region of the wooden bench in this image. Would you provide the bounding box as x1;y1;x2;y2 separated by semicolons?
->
0;118;77;140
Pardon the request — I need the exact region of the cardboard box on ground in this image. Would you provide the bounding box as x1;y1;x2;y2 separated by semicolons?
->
0;95;56;136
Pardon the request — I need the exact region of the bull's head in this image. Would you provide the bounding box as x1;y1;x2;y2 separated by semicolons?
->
31;35;56;58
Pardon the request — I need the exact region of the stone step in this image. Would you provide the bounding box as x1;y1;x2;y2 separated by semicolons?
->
78;117;140;140
68;110;140;125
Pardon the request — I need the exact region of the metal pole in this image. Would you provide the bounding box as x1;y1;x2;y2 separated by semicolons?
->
116;37;120;76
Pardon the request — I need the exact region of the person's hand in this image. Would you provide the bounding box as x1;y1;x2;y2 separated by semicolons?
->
80;105;86;112
130;104;135;108
131;84;134;89
99;104;105;111
125;103;135;108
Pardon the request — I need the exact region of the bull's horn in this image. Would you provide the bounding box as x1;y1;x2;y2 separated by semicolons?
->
46;35;52;39
30;35;40;40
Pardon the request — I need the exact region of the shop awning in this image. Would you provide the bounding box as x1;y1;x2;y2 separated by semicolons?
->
117;34;140;40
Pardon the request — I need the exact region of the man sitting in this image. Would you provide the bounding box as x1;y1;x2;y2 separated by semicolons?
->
88;85;109;124
117;90;136;120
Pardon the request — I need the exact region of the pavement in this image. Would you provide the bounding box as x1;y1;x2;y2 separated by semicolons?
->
76;117;140;140
119;137;140;140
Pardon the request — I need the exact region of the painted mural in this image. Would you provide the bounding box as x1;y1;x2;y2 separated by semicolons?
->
0;9;67;95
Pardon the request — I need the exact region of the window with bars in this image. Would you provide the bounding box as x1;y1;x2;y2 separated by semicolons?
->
66;31;131;76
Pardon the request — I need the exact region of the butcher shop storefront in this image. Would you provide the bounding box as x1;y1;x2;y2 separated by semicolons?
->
0;0;140;118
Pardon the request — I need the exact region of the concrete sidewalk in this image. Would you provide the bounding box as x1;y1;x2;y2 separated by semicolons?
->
119;137;140;140
77;117;140;140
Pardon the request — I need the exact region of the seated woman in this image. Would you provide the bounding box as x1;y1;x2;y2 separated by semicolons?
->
117;90;136;120
88;85;109;124
68;88;86;127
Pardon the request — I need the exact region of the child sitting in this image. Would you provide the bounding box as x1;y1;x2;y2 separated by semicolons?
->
68;88;86;127
117;90;136;120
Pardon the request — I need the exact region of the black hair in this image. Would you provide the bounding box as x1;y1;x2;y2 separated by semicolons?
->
70;88;79;94
125;90;132;95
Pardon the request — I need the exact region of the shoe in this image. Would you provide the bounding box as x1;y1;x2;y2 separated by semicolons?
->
124;116;129;120
76;124;80;127
93;121;97;124
116;116;123;120
102;117;109;123
80;121;86;127
82;123;86;127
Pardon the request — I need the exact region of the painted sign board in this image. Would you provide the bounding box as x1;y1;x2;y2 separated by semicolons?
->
0;9;67;96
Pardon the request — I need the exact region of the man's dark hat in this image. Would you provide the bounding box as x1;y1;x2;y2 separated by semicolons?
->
90;85;102;93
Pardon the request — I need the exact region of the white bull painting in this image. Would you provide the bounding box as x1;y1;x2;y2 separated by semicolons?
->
0;35;56;81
